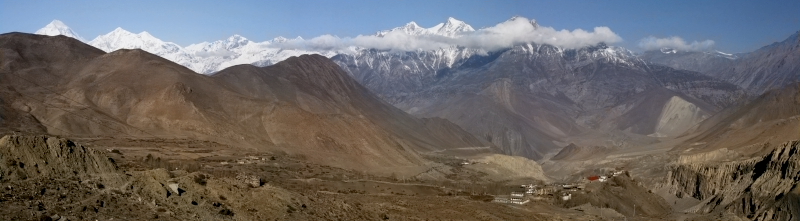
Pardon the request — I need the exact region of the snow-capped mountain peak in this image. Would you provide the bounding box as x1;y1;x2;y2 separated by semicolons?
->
35;20;86;42
271;36;288;43
398;22;428;35
446;17;461;24
95;27;138;44
137;31;163;43
376;22;429;37
227;34;247;41
36;16;627;76
430;17;474;37
88;27;190;71
185;34;253;54
224;34;251;49
110;27;132;35
507;16;539;29
89;27;180;53
377;17;474;37
404;21;422;29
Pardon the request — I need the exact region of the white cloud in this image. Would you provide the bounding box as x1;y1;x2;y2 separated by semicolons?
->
270;16;622;53
637;36;715;51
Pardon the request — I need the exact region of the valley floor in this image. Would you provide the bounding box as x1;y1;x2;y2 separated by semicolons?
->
1;134;763;221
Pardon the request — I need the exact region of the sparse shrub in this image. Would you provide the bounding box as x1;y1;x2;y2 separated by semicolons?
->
219;208;234;216
194;174;208;186
38;214;53;221
181;162;202;172
143;154;168;169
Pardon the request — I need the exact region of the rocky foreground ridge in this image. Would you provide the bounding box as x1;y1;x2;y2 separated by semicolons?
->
665;140;800;220
0;135;595;220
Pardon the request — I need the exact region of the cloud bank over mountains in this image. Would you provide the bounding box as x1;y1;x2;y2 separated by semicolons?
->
36;17;726;74
272;16;623;52
637;36;715;52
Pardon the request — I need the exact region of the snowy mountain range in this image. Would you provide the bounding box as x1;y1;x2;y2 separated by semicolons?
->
34;18;482;74
34;20;333;74
375;17;475;37
34;18;688;76
31;17;552;74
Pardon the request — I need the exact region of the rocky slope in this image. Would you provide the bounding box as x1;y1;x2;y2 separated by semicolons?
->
642;31;800;95
661;82;800;220
465;154;550;182
680;82;800;154
0;135;120;182
712;31;800;94
651;96;710;137
639;48;737;75
0;33;489;174
333;47;479;97
563;175;673;218
665;140;800;220
334;40;745;160
550;143;616;161
0;135;585;221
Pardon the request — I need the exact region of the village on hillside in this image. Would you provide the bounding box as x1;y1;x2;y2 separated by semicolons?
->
492;168;628;205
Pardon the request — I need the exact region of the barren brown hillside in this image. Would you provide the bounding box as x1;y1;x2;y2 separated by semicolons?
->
0;33;490;175
677;82;800;156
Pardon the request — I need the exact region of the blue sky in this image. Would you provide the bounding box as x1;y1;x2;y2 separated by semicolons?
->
1;0;798;52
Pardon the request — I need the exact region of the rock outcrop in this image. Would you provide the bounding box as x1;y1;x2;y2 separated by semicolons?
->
665;140;800;220
0;135;118;181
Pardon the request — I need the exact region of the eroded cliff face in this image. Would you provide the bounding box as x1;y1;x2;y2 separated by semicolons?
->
666;141;800;220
